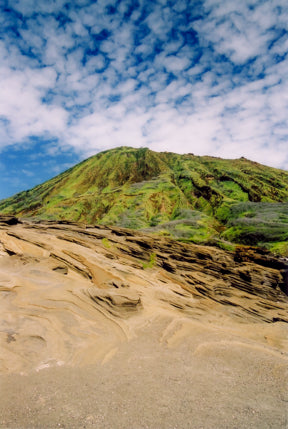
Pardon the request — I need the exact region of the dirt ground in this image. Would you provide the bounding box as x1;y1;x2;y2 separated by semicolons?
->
1;318;287;429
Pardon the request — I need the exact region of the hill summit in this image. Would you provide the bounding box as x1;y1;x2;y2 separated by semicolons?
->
1;146;288;253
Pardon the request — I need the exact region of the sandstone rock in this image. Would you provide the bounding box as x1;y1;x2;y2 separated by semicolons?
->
0;220;287;374
0;215;19;225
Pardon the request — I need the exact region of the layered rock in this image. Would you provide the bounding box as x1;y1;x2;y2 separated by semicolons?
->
0;217;287;374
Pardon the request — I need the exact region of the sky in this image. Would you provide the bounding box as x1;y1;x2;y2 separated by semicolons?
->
0;0;288;199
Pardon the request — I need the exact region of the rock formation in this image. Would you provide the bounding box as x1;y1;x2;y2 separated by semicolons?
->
0;216;287;374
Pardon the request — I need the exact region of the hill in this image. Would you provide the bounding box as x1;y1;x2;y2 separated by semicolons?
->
1;146;288;254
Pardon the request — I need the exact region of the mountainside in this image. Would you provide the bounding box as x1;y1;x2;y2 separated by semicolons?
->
1;146;288;254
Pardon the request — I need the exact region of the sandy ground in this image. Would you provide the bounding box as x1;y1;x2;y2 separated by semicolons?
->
1;317;288;429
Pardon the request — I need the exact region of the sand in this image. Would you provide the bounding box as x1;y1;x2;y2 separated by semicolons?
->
1;319;287;428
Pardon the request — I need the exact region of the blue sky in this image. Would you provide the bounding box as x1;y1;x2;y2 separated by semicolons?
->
1;0;288;199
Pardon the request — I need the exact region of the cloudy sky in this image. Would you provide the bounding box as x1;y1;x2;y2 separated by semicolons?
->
0;0;288;199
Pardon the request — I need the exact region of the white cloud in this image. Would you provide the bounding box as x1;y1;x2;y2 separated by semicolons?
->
161;55;191;72
86;54;106;72
145;7;174;39
0;63;67;145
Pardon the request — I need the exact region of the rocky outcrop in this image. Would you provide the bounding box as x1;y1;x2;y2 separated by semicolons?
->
0;217;287;374
0;215;19;226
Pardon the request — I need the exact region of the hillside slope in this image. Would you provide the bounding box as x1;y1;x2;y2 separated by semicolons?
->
1;146;288;253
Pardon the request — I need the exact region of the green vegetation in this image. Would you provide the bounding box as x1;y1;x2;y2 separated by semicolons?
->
221;202;288;249
142;253;157;269
101;237;111;249
1;147;288;255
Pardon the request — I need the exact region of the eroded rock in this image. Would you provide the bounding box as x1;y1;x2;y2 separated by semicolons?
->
0;220;287;374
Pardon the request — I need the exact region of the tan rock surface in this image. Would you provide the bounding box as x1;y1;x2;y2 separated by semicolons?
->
0;217;287;428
